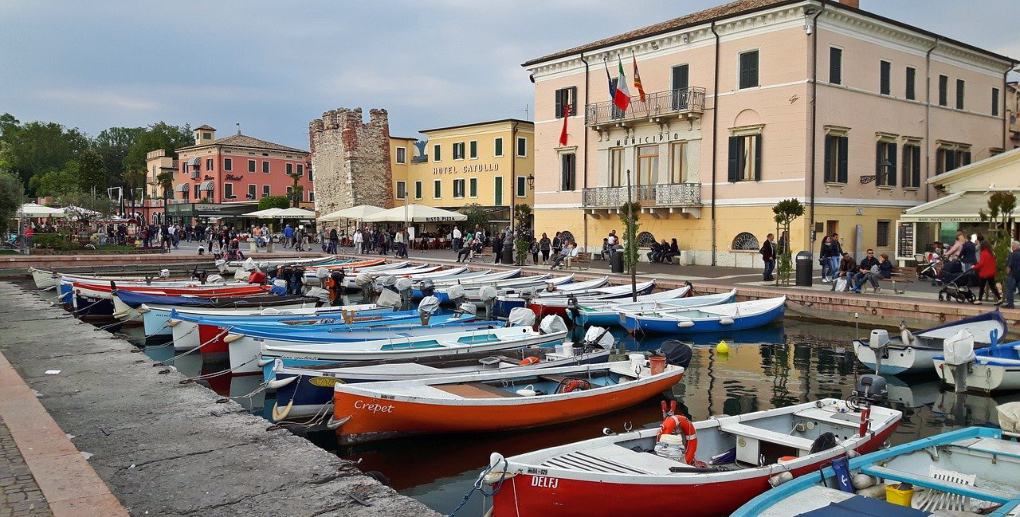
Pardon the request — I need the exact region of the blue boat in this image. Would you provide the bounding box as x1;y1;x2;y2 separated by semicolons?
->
227;317;489;342
573;288;735;327
734;426;1020;516
619;296;786;334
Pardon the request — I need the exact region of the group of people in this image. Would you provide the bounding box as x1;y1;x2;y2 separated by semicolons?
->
351;226;410;258
918;231;1020;307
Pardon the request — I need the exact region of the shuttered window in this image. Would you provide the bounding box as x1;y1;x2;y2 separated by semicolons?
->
902;144;921;188
554;87;578;118
905;67;916;100
823;134;848;184
727;134;762;182
956;79;965;110
561;153;576;191
875;141;897;187
829;48;842;85
739;51;759;89
879;61;891;95
993;87;1000;116
671;65;690;109
938;75;948;106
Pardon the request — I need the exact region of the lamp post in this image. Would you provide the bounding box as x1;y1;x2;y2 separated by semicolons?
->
626;169;637;302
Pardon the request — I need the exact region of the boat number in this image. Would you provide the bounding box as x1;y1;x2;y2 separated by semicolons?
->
531;476;558;489
354;400;395;414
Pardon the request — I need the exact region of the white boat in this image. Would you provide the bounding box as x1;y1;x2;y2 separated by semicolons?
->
341;264;439;288
574;287;738;326
853;311;1007;376
425;269;521;287
935;340;1020;392
150;301;376;343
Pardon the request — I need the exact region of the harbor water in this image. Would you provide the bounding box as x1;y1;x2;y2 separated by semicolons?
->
111;311;1020;515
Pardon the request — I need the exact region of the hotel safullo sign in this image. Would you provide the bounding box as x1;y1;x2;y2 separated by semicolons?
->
432;163;500;175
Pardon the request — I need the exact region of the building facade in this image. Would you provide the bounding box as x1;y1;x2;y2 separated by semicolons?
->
525;0;1015;266
167;125;312;222
309;108;394;217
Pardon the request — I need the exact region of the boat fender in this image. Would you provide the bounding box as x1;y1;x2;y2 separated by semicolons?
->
267;376;297;390
271;400;293;422
257;358;274;367
515;384;538;397
326;415;350;430
658;415;698;464
719;317;734;325
852;473;877;490
676;320;695;328
167;319;180;327
224;333;243;344
518;356;540;366
859;406;871;437
768;471;794;487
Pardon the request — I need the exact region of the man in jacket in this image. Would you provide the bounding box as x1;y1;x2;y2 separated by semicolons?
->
851;249;880;293
760;233;776;282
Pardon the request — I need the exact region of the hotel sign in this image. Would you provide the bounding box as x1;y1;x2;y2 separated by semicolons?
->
433;163;500;175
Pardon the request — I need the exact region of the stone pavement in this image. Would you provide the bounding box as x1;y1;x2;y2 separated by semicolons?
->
0;418;50;517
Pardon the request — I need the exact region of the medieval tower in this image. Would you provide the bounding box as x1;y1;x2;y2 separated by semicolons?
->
309;107;393;217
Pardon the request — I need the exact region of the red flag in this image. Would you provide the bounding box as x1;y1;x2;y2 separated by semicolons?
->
558;103;569;146
632;52;646;103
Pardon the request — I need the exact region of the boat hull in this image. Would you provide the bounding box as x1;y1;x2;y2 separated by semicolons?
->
621;304;785;334
934;358;1020;392
852;341;937;376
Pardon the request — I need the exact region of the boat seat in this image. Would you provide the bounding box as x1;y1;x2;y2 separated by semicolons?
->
719;422;815;452
437;382;519;399
793;407;867;429
860;465;1012;504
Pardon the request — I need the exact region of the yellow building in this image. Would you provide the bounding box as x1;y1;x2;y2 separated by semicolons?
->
389;119;534;229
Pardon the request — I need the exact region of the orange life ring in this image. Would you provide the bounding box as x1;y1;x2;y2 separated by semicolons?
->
519;356;540;366
658;415;698;464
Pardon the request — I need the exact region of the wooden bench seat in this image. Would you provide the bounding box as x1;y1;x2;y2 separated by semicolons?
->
438;382;519;398
719;422;816;451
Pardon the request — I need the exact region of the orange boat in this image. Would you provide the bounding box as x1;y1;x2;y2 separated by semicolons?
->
331;358;685;444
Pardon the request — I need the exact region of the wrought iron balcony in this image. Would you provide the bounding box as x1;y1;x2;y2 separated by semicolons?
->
654;183;701;207
582;183;701;214
581;185;655;209
585;87;706;128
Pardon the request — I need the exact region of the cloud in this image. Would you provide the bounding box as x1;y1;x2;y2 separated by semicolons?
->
33;89;161;112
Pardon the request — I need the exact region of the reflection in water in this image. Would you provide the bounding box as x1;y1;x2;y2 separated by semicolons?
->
122;311;1013;515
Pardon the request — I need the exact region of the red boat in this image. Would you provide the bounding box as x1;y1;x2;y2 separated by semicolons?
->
75;282;268;297
482;399;901;517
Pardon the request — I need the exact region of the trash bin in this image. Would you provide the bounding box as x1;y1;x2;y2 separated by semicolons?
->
610;249;625;273
501;239;514;265
795;251;813;287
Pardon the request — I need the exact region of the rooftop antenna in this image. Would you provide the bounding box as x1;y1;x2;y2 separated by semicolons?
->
523;105;529;120
236;122;241;135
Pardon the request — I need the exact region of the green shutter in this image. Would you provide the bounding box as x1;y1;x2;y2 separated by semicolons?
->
495;138;502;156
823;135;833;182
912;146;921;187
753;134;762;181
837;136;848;183
555;89;563;119
469;178;477;197
727;136;740;182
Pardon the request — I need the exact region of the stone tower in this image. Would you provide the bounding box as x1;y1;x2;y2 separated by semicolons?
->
309;108;393;217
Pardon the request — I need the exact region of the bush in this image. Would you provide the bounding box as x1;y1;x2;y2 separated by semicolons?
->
32;232;77;251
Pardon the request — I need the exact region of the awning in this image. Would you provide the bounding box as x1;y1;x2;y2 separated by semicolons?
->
176;183;190;192
200;180;215;191
318;205;383;222
900;190;1020;223
364;204;467;223
15;203;65;218
189;157;200;166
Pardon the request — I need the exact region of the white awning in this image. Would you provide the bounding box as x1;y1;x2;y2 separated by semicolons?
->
275;207;316;219
243;208;284;218
363;204;467;223
900;190;1020;223
200;180;215;191
318;205;383;222
15;203;65;218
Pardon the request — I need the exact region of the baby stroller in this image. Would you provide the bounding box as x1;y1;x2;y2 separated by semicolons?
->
914;253;941;285
938;269;976;304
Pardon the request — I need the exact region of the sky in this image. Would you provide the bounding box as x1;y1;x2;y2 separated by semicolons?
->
1;0;1017;149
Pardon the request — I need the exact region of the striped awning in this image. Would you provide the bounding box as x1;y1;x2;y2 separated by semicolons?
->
176;183;189;192
200;180;215;191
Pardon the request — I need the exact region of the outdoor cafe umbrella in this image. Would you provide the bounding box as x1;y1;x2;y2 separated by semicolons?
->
15;203;65;218
318;204;383;223
274;207;316;219
363;204;466;223
242;208;284;218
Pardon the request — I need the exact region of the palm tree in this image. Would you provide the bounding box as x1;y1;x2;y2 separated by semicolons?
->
287;171;304;207
157;170;174;224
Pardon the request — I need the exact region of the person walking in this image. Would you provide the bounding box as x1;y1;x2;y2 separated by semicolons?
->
539;233;551;264
452;226;462;252
828;233;843;282
328;227;339;254
759;233;776;282
819;235;834;283
353;228;363;254
1003;240;1020;309
974;240;1001;305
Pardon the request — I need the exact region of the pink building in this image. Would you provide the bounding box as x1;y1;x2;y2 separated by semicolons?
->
525;0;1017;265
167;125;312;222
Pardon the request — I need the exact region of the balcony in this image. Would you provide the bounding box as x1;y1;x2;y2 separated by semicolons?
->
582;183;701;219
585;88;706;128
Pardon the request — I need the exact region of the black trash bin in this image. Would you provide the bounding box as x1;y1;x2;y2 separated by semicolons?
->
501;239;514;265
610;249;625;273
795;251;813;287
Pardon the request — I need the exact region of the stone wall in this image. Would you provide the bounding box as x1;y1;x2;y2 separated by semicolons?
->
309;108;393;218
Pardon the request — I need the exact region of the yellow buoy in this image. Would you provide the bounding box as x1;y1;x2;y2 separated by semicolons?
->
716;340;730;355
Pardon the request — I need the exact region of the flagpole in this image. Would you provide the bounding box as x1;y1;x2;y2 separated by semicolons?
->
626;169;636;302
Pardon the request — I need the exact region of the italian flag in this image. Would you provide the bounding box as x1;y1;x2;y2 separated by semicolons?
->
613;56;631;111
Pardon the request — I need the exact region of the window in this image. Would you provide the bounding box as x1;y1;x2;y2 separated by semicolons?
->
560;153;576;191
433;144;442;161
286;163;293;175
738;50;759;89
494;177;504;205
262;185;270;198
202;132;212;140
993;88;1000;116
516;137;527;157
224;183;234;199
396;181;406;199
205;158;213;171
727;133;762;182
469;141;477;159
297;164;304;176
823;133;848;183
516;176;526;197
905;67;916;100
636;145;658;186
669;142;686;183
453;142;466;160
494;137;503;157
247;184;256;199
879;61;891;95
609;148;624;187
307;164;312;181
308;191;314;202
247;160;255;173
671;65;690;109
453;179;465;198
396;147;406;164
433;179;442;198
829;48;842;85
286;186;293;197
875;140;897;187
936;144;971;174
224;158;232;171
469;178;477;197
262;161;270;173
938;75;948;106
194;185;200;199
877;221;891;247
554;87;578;117
901;143;921;188
956;79;965;109
414;180;422;199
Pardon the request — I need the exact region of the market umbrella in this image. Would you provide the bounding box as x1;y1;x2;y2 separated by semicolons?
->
275;207;316;219
15;203;65;218
318;204;383;222
242;208;284;218
63;206;101;220
363;204;467;223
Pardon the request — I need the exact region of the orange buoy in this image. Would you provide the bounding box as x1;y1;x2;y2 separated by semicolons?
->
519;356;540;366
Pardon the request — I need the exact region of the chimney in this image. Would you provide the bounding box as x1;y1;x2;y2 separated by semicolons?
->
835;0;859;8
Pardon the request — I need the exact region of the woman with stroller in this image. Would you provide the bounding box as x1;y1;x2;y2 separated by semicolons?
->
974;240;1002;305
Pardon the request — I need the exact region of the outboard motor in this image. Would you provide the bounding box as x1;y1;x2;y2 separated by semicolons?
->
395;277;413;311
191;268;208;284
456;301;477;318
583;326;616;350
539;314;568;336
658;340;694;369
507;307;536;329
478;285;498;320
420;279;436;299
376;276;401;309
305;287;330;305
418;295;441;325
853;375;888;405
354;273;375;296
315;267;329;288
446;285;466;307
866;329;891;375
158;268;170;279
205;274;224;284
215;259;228;274
943;329;976;393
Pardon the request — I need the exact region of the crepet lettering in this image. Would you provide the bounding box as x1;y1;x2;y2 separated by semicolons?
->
354;400;395;413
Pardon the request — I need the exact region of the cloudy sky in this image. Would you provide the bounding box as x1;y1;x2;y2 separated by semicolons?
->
1;0;1016;149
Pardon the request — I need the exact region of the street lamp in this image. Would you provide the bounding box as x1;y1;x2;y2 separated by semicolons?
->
527;174;535;189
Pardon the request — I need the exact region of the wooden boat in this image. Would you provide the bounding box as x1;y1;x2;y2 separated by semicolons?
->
620;296;786;334
331;359;685;444
268;344;613;421
109;287;279;320
32;268;153;290
221;255;336;273
525;280;657;319
139;297;323;337
934;341;1020;392
734;426;1020;517
70;281;271;318
231;325;568;374
574;288;734;327
482;399;901;517
852;310;1006;376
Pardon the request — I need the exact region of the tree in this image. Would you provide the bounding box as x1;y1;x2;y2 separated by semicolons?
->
93;126;143;188
980;191;1016;283
772;198;805;286
0;173;24;229
58;190;113;224
258;195;291;210
618;201;642;275
28;162;79;198
122;122;192;174
0;120;88;193
76;148;106;194
460;203;489;231
513;203;533;265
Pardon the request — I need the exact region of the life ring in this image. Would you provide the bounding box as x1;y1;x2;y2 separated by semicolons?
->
859;406;871;437
658;415;698;464
519;356;540;366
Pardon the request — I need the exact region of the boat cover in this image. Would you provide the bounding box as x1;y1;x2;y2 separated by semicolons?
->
795;495;928;516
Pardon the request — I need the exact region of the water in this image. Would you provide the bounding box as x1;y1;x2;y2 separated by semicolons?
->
96;304;1020;515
